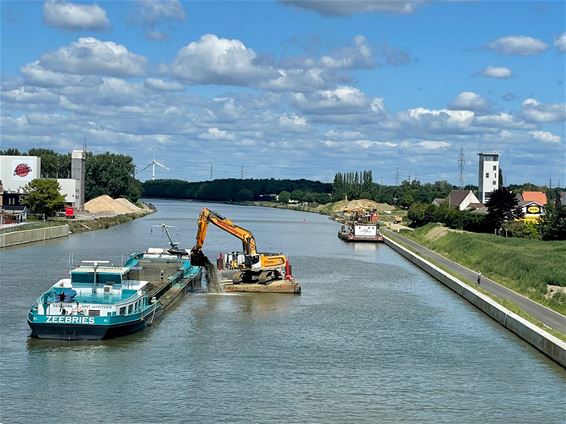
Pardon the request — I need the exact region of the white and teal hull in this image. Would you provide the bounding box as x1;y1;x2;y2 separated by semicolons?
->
28;304;157;340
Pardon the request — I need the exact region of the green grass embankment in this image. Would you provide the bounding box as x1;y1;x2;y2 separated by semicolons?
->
402;224;566;315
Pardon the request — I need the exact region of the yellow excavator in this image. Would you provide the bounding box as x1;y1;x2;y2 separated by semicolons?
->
190;208;287;284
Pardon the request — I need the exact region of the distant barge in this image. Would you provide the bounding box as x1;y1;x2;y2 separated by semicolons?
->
28;247;202;340
338;222;384;243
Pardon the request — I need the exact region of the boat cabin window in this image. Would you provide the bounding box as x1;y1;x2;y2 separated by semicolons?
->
119;307;126;315
128;304;133;314
71;272;122;285
89;310;100;317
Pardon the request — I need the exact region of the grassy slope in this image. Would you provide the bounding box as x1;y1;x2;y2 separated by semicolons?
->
403;224;566;314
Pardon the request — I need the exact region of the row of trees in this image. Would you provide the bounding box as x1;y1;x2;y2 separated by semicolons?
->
333;171;374;200
331;170;456;207
142;178;332;202
1;148;141;202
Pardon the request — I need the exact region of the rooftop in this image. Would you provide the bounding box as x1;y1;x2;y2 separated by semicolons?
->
521;191;547;205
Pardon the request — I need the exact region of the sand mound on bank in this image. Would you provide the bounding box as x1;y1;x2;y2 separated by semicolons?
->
114;198;142;213
332;199;395;213
84;195;141;214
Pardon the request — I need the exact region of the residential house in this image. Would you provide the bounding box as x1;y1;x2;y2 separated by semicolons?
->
446;190;481;211
518;191;547;222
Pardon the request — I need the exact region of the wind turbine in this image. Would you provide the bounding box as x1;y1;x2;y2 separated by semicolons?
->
140;145;168;180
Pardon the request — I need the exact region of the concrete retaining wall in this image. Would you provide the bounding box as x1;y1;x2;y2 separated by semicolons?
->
384;235;566;368
0;225;69;248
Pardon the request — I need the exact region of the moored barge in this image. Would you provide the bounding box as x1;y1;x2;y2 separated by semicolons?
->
27;248;202;340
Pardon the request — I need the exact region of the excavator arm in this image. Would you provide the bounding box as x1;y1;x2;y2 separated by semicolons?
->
190;208;287;284
191;208;257;265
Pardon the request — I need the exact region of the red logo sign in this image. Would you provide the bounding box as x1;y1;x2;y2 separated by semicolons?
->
13;163;32;177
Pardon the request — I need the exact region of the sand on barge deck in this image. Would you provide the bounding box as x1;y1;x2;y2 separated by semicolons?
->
221;278;301;294
132;258;203;314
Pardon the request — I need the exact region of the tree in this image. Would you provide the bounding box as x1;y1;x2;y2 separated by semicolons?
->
538;204;566;240
0;148;22;155
486;187;523;231
278;191;291;203
85;152;142;202
21;179;65;217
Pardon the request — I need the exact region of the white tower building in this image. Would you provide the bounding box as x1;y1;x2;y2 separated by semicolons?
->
478;152;500;204
71;149;86;211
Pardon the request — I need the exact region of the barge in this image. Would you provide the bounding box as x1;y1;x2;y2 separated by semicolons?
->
338;222;384;243
337;208;384;243
27;247;202;340
216;251;301;294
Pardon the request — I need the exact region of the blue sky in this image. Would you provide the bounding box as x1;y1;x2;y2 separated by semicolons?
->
1;0;565;186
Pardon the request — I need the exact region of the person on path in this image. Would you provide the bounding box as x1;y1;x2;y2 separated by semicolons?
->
477;272;481;284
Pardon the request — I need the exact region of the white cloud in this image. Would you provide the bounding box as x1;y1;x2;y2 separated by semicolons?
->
473;113;528;129
32;37;147;77
171;34;276;86
521;98;566;123
280;0;424;16
449;91;489;112
355;140;397;148
400;107;475;131
144;78;184;92
134;0;186;40
319;35;374;69
481;66;512;79
279;113;307;130
292;86;378;114
555;32;566;53
2;87;60;104
43;0;109;31
415;140;450;150
21;61;101;87
529;130;561;143
487;35;548;55
260;69;328;91
200;127;235;141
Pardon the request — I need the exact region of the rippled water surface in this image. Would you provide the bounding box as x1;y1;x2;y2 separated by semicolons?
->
1;200;564;423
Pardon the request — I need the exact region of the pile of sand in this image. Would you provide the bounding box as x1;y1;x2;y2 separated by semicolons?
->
84;195;142;214
114;198;142;213
332;199;395;213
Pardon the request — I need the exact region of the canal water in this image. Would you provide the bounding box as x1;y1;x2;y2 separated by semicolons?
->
1;200;564;423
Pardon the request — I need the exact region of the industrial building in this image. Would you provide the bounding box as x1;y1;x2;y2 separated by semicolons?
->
478;153;500;204
0;150;86;223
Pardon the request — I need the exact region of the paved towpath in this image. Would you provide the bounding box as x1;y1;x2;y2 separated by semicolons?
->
383;229;566;334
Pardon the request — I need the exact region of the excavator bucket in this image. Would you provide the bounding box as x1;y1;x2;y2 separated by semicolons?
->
190;248;207;266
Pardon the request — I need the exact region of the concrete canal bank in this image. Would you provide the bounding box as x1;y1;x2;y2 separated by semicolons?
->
384;234;566;368
0;225;69;248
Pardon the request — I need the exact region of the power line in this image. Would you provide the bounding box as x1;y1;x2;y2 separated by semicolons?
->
458;148;465;189
395;167;399;186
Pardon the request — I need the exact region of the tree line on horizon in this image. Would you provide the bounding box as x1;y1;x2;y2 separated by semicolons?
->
3;150;564;239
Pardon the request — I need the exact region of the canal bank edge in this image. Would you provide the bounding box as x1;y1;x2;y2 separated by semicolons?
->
0;225;69;248
1;209;154;248
383;234;566;368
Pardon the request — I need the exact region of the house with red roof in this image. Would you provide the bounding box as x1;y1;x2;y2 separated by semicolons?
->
518;191;547;222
